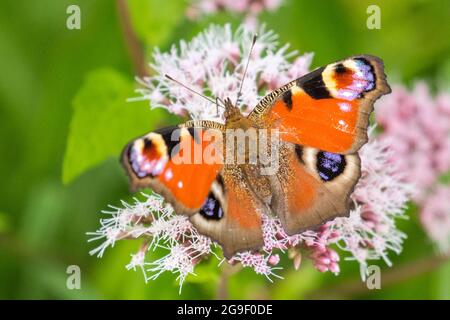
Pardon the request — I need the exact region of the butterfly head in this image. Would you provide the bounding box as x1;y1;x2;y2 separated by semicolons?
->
223;97;244;124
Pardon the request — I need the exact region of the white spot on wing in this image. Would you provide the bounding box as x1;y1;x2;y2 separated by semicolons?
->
338;102;351;112
164;168;173;181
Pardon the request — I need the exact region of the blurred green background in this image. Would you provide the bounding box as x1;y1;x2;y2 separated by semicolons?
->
1;0;450;299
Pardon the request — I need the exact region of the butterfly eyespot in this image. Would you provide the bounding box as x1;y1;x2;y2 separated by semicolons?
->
143;138;152;149
128;142;167;179
334;63;347;74
353;57;377;92
199;193;224;220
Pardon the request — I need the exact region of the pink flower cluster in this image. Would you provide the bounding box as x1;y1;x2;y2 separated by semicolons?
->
90;25;415;291
186;0;284;29
88;193;217;292
376;83;450;251
134;24;311;121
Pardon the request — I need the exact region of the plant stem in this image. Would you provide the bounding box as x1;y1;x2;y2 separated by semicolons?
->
216;263;231;299
306;253;450;299
216;263;242;299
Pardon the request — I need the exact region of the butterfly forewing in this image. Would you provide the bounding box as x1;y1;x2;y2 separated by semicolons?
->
249;55;390;154
121;124;223;215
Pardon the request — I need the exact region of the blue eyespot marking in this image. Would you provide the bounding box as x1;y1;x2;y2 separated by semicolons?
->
316;151;346;182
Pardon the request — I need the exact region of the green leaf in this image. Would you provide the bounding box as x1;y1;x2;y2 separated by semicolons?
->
19;182;66;247
62;68;166;184
184;257;221;284
20;261;99;299
272;263;323;299
432;260;450;299
0;212;10;233
128;0;186;48
430;261;450;300
439;171;450;185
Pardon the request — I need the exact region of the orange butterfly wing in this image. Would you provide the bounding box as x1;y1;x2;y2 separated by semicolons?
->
249;55;390;234
122;123;265;258
190;167;265;259
269;143;361;235
121;125;223;214
249;55;391;154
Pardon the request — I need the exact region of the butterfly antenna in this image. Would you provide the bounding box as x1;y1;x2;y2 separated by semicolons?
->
165;74;224;108
216;96;226;107
235;34;258;107
215;97;223;116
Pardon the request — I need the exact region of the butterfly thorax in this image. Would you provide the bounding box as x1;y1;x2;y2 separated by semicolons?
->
223;98;250;127
223;98;243;123
222;98;279;171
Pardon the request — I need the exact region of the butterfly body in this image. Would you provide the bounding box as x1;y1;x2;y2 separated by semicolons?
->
122;55;391;258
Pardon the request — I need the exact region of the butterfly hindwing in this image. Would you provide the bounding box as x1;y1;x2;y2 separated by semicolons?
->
190;167;265;259
249;55;390;154
268;142;361;235
121;123;223;215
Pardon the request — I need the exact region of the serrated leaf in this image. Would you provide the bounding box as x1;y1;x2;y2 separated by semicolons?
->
63;68;165;184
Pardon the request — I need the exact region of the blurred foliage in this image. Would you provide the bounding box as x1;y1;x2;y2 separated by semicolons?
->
0;0;449;299
128;0;186;47
62;68;167;183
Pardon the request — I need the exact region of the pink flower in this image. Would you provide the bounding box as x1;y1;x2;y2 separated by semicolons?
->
376;83;450;199
186;0;284;30
135;24;309;122
376;83;450;252
421;186;450;252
